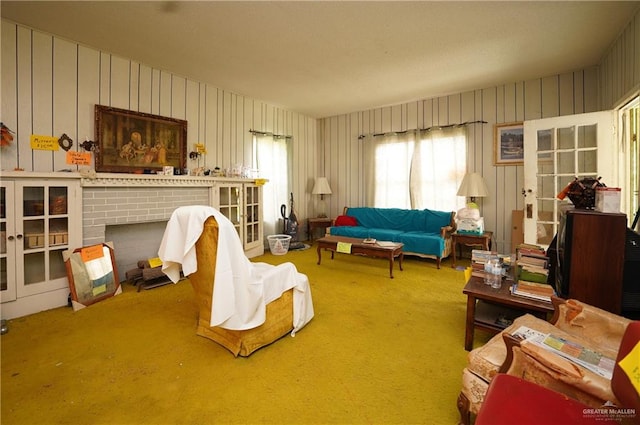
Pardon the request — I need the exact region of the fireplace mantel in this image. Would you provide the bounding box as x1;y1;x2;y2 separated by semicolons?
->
81;172;257;187
0;170;259;187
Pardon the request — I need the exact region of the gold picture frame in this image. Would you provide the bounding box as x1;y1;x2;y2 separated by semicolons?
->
95;105;187;173
494;122;524;166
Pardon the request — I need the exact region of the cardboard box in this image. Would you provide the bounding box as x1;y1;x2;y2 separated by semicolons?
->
595;187;621;213
49;232;68;246
26;233;45;249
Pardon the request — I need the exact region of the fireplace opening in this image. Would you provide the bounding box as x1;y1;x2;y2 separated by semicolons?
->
105;221;168;283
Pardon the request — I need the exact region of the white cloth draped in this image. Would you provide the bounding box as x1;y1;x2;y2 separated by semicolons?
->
158;205;314;334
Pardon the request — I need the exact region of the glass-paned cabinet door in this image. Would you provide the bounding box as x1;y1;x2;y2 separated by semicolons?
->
218;184;242;236
16;182;76;298
0;181;16;303
244;184;262;248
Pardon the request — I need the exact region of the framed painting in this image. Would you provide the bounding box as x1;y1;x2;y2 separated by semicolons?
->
95;105;187;173
63;242;121;311
494;122;524;165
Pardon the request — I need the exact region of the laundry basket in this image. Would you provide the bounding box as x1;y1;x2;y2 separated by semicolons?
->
267;234;291;255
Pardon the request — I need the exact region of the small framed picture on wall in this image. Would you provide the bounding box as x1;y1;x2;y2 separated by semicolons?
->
494;122;524;166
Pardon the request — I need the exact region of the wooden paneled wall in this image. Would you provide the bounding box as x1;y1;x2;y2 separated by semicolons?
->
600;10;640;109
0;21;319;219
319;69;600;254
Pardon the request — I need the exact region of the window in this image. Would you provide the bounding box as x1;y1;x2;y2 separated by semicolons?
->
365;127;467;212
253;135;291;237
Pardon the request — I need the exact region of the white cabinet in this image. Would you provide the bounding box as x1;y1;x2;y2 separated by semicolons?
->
1;178;82;319
215;180;264;258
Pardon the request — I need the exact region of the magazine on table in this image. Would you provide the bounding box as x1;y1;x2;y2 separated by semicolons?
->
510;326;614;379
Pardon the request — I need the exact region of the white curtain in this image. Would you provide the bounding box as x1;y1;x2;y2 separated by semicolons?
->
254;135;290;238
364;131;417;208
411;127;468;211
364;127;467;211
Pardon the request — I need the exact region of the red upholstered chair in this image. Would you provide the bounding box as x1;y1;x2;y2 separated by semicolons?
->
475;321;640;425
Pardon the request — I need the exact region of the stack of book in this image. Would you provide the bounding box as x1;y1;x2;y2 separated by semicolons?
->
470;250;510;279
510;280;556;302
517;243;549;269
512;243;555;302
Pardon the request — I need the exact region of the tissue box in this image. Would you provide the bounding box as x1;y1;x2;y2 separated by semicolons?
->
595;187;621;213
457;217;484;235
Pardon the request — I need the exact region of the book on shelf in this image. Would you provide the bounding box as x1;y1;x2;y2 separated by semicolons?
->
511;280;556;302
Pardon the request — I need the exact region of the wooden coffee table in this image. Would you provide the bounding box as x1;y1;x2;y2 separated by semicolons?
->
462;275;554;351
316;235;404;278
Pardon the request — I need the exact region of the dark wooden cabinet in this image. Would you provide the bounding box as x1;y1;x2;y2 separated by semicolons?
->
561;210;626;314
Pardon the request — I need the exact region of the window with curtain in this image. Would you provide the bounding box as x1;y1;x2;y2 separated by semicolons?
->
253;135;291;238
364;127;467;212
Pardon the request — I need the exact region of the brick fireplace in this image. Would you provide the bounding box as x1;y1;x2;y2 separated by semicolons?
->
81;174;212;276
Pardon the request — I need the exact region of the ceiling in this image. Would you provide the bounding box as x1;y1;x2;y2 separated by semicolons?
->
2;1;639;118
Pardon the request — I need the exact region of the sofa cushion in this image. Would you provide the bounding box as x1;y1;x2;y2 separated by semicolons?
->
345;207;430;232
334;215;358;227
423;209;455;233
330;226;401;242
397;231;445;257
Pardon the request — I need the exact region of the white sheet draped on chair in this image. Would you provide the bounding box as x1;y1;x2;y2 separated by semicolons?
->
158;205;314;334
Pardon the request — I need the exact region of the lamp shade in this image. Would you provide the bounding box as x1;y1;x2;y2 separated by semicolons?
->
457;172;489;198
312;177;332;195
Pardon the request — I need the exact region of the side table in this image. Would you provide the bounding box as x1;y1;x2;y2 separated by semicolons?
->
462;276;553;350
451;231;493;268
307;217;332;243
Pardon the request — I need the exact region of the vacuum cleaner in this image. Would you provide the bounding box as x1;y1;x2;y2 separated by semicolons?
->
281;192;305;250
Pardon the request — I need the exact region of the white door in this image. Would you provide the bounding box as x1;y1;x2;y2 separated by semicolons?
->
523;111;617;246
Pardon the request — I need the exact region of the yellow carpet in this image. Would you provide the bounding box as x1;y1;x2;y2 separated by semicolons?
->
1;246;486;424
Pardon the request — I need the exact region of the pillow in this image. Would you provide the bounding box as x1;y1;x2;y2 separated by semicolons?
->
334;215;358;226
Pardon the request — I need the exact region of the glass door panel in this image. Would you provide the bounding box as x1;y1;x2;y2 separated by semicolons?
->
49;186;68;215
577;124;597;148
0;182;16;302
0;185;5;219
577;150;597;173
558;152;575;172
49;249;67;280
0;257;6;291
24;252;45;285
23;186;44;216
23;219;45;250
49;217;68;247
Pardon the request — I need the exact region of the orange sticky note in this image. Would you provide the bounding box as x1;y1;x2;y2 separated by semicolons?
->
80;244;105;263
66;151;91;165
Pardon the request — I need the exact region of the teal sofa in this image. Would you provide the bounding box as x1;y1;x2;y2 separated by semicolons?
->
327;207;456;268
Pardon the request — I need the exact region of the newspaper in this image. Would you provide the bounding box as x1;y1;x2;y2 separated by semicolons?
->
511;326;614;379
